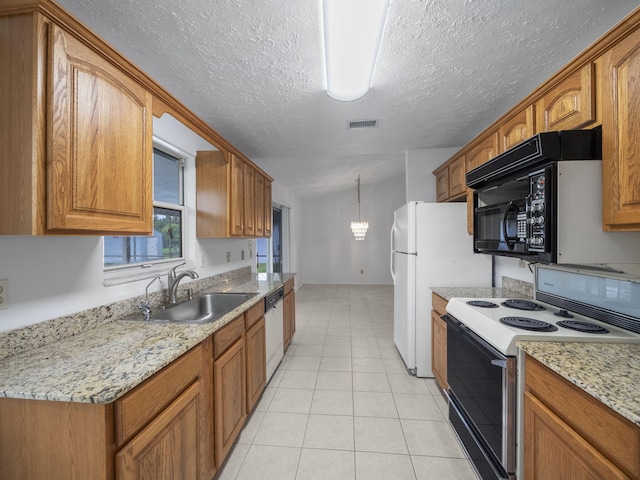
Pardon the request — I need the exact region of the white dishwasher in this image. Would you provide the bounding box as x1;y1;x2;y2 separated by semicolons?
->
264;286;284;382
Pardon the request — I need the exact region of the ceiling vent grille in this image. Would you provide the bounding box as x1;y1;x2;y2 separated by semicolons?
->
348;119;378;129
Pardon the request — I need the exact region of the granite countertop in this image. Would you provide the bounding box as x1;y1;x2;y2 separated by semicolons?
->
0;273;294;405
431;286;531;301
518;341;640;427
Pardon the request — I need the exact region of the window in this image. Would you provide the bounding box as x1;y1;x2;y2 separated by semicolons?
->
104;146;185;268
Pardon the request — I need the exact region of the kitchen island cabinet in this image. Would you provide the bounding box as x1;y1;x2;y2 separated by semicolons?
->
0;5;152;236
523;352;640;480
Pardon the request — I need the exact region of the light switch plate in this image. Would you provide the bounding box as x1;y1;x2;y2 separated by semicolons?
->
0;279;8;310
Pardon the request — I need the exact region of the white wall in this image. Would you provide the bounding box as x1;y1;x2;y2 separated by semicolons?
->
406;147;460;202
493;256;535;286
0;114;258;332
301;174;406;285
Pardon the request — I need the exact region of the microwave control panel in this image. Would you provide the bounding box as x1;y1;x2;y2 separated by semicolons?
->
527;172;547;252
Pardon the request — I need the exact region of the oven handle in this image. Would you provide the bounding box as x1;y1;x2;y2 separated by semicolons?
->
442;314;508;362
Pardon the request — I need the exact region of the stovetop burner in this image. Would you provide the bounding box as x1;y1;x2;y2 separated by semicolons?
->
501;299;546;311
466;300;499;308
499;316;558;332
557;320;609;334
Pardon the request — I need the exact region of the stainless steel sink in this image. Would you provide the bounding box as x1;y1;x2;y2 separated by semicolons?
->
147;292;257;324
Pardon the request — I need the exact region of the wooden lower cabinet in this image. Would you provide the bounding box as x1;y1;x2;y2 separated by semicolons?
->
0;340;215;480
431;293;448;391
283;279;296;352
524;354;640;480
213;335;246;466
116;381;203;480
245;317;266;413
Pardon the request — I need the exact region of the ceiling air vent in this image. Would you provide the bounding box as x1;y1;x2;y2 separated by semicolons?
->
348;119;379;129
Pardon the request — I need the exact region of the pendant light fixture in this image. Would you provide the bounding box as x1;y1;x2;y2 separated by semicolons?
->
323;0;390;101
351;176;369;240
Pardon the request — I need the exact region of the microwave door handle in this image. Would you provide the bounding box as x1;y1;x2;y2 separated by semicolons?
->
501;201;515;248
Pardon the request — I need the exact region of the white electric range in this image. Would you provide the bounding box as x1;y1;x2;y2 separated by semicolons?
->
445;295;640;356
443;265;640;480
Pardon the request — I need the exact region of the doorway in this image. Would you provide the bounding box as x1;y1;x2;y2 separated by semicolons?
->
256;205;286;273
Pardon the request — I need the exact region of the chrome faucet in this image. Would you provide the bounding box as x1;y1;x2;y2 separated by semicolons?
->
167;263;199;304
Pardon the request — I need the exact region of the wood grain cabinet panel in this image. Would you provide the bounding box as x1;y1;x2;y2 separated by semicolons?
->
255;173;265;236
464;132;499;234
499;105;535;152
524;355;640;479
283;287;296;352
0;13;152;235
600;28;640;230
431;293;448;391
214;336;247;467
448;155;467;198
196;150;273;238
536;63;596;132
116;382;202;480
435;167;450;202
245;317;266;413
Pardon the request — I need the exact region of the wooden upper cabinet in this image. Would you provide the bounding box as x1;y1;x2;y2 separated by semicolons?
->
0;13;152;235
242;162;255;236
465;132;499;234
255;173;265;236
433;153;466;203
196;150;272;238
536;63;596;133
229;153;245;236
448;155;467;198
264;180;272;237
600;28;640;231
499;105;535;152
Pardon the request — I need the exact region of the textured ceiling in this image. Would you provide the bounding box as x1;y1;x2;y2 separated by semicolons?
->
56;0;640;198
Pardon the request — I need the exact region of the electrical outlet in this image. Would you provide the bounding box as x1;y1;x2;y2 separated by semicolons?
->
519;259;526;268
226;251;232;262
241;250;245;260
249;248;253;258
360;269;364;274
0;279;8;310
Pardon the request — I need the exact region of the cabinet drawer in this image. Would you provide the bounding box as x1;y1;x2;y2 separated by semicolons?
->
525;355;640;477
432;293;448;316
115;343;203;447
214;315;245;359
245;301;264;329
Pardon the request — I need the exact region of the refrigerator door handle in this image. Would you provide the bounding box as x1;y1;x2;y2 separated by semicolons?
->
390;225;397;282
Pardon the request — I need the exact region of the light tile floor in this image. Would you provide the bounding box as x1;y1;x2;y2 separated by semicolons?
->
216;285;478;480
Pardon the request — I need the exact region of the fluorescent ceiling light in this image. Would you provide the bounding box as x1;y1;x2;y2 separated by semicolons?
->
323;0;389;102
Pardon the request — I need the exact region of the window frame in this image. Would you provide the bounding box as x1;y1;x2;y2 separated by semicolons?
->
103;137;191;286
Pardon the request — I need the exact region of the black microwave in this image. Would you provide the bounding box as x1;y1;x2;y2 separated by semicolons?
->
467;128;602;263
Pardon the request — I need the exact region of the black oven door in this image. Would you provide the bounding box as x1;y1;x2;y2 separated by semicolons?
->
444;314;516;480
474;198;528;256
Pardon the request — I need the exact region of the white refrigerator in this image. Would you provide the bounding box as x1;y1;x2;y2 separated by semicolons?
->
390;201;492;377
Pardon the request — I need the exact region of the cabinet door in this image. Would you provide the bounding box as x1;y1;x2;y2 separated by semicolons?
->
245;317;266;412
48;24;152;234
435;168;449;202
283;290;296;352
448;155;467;198
264;180;272;237
523;392;629;480
214;336;246;466
243;163;255;236
229;154;245;236
431;310;447;391
466;132;499;234
117;381;203;480
600;29;640;230
536;63;596;132
255;173;265;237
499;105;535;152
